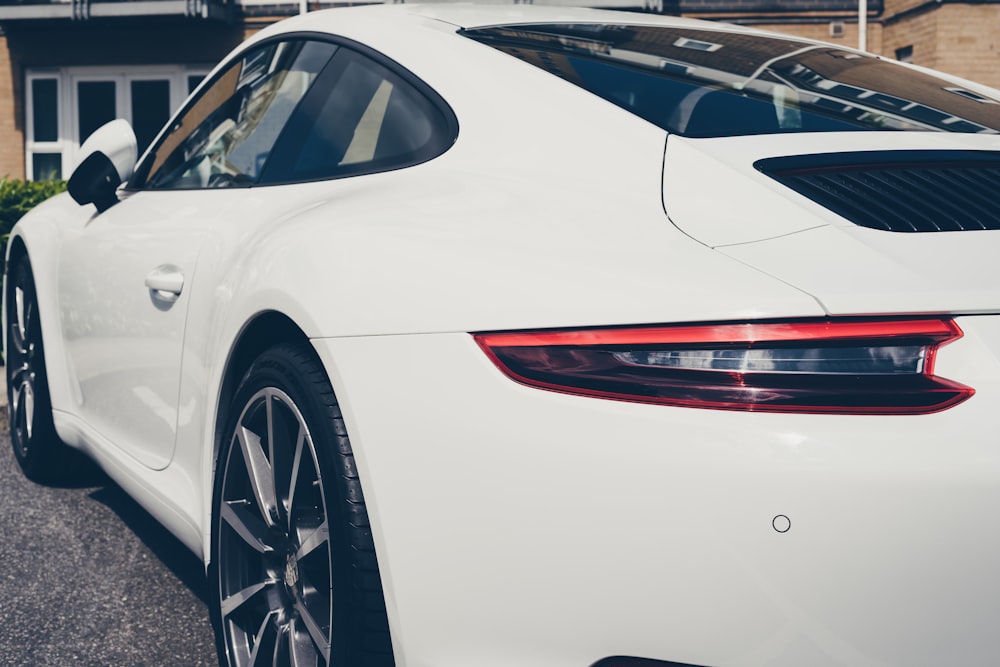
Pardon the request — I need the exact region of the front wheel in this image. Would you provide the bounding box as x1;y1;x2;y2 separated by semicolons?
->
5;254;75;482
210;343;394;667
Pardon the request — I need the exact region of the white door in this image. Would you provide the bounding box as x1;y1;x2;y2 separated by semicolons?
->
56;189;227;469
54;38;346;468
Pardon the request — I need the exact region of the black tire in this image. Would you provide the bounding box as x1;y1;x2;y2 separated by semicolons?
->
5;254;76;483
210;343;394;667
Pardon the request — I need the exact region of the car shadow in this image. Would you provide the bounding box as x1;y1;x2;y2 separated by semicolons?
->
87;481;211;606
38;449;108;488
0;418;211;607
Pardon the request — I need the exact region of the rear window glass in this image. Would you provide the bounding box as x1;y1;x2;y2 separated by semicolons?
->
462;24;1000;137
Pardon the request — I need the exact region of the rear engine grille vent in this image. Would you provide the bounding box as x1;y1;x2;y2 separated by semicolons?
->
755;150;1000;232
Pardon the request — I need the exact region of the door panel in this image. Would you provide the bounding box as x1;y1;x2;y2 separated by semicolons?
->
56;190;227;469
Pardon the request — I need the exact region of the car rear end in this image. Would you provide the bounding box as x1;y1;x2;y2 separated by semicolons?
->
313;9;1000;666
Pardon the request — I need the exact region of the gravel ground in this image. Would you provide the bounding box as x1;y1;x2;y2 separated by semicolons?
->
0;396;218;666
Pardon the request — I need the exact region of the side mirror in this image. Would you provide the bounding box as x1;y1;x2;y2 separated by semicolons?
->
67;119;137;213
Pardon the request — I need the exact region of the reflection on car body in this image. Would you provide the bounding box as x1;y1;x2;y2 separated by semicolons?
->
7;5;1000;667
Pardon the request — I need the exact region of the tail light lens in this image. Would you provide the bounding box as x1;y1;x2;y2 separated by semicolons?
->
473;318;974;414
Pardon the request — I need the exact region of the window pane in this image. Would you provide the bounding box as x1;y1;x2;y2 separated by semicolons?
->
78;80;116;143
142;40;337;189
32;152;62;180
188;75;204;94
32;79;58;142
131;79;171;153
293;56;393;173
463;24;1000;136
262;49;448;184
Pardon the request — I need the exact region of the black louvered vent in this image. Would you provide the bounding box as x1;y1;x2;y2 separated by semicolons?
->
755;150;1000;232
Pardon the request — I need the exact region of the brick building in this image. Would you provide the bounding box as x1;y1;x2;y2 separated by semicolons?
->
695;0;1000;92
0;0;997;180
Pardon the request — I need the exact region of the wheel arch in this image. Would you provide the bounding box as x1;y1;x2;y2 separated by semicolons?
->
213;309;311;453
0;211;88;426
6;234;28;268
204;309;313;560
3;227;77;423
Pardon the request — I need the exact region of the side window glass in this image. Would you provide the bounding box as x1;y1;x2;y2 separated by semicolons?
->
138;40;338;189
260;48;455;184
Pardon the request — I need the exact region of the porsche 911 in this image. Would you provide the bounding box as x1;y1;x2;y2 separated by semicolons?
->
6;4;1000;666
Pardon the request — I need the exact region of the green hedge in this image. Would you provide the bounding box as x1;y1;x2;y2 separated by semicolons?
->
0;177;66;236
0;177;67;260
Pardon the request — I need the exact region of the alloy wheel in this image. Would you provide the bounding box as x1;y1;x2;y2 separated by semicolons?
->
8;265;40;456
218;386;335;666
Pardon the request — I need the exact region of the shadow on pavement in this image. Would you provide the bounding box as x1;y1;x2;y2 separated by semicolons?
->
88;480;211;606
36;449;108;488
0;409;210;607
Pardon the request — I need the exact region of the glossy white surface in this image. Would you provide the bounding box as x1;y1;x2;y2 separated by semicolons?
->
7;5;1000;666
75;118;138;183
55;190;220;468
720;224;1000;315
664;132;1000;248
317;326;1000;666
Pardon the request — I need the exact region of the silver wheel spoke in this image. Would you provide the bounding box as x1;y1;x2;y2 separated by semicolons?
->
247;611;278;667
14;285;26;350
271;624;288;667
294;598;331;663
12;375;34;441
238;424;279;527
221;579;277;618
11;376;23;415
23;381;34;441
266;395;279;519
221;500;276;554
285;425;306;532
288;617;319;667
295;520;329;561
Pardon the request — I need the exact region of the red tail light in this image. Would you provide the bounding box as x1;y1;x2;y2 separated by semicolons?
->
473;318;974;414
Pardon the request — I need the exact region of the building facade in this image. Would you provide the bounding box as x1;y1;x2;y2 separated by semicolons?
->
700;0;1000;93
0;0;997;180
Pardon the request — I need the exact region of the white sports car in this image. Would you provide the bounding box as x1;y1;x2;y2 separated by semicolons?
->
6;4;1000;666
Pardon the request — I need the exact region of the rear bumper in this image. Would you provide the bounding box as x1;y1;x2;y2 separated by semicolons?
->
315;314;1000;667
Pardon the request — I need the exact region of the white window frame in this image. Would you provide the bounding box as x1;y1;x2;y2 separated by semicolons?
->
25;64;211;180
25;71;65;181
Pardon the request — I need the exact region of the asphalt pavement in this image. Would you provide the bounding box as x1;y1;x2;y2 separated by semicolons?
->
0;378;218;666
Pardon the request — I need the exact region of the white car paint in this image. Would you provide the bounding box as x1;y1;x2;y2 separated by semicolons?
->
664;131;1000;247
663;131;1000;315
56;189;215;469
316;320;1000;666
